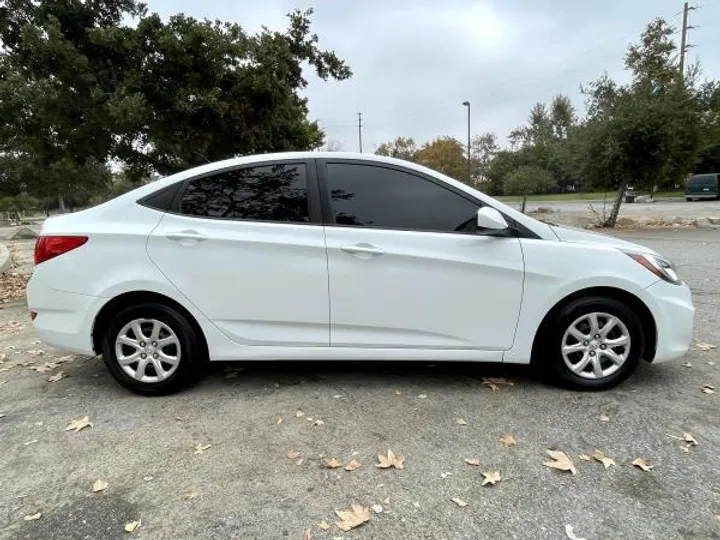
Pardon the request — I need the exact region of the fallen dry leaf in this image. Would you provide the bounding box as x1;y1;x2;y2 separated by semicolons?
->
682;361;692;368
48;371;66;383
499;434;516;447
417;394;427;399
318;521;331;531
193;443;211;454
124;519;141;533
579;454;591;461
0;320;24;332
287;449;302;460
701;384;715;394
695;342;716;351
276;417;282;424
376;449;405;469
324;457;343;469
303;528;312;540
684;433;698;446
335;504;370;531
394;389;402;395
23;512;42;521
599;415;610;423
295;410;305;418
589;450;615;468
93;479;108;492
632;457;654;472
344;459;361;472
565;524;587;540
184;491;198;500
482;471;501;486
143;476;154;482
27;350;46;357
371;504;383;513
456;418;467;425
450;497;467;507
66;416;92;432
481;377;514;391
543;450;577;475
32;361;59;373
333;394;342;399
295;458;304;466
313;419;324;426
464;458;481;466
412;501;420;508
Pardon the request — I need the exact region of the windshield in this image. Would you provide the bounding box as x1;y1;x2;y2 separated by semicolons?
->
688;174;718;187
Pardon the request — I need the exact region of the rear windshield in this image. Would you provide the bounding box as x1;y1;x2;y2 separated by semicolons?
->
688;174;718;187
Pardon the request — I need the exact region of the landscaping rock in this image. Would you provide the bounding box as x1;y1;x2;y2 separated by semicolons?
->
8;227;38;240
695;218;714;228
707;216;720;225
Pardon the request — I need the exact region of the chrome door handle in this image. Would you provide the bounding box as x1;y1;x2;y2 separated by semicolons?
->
340;244;385;257
165;230;206;242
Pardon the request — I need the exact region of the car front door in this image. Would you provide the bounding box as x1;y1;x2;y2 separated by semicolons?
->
319;160;524;350
147;160;330;347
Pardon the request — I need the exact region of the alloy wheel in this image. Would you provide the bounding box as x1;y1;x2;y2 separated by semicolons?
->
561;312;631;380
114;318;181;383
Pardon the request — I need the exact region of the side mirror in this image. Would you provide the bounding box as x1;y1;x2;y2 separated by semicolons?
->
476;207;508;231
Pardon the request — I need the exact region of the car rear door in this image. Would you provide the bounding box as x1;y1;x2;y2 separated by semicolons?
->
146;159;330;347
318;159;525;351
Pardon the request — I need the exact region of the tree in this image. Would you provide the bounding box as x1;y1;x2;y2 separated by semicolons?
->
580;19;703;227
0;3;351;203
375;137;418;161
415;137;466;181
503;165;555;213
470;132;498;186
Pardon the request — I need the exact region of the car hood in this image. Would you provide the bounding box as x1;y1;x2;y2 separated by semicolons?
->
550;224;659;255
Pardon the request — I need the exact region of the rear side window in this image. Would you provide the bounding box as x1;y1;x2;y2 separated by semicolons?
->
179;163;309;222
688;174;718;187
325;163;480;233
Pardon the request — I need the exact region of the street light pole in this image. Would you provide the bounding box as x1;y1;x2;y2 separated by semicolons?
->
462;101;471;185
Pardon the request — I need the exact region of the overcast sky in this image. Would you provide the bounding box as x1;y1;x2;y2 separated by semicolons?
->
148;0;720;152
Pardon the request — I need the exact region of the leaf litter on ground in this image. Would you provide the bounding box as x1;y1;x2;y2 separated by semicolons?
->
335;504;370;531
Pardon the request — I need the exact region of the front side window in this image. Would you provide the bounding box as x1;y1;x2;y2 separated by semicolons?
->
179;163;309;222
325;163;480;233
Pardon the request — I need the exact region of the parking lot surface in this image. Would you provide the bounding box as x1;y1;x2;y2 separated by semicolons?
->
0;228;718;540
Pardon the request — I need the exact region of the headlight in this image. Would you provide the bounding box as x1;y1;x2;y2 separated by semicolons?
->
623;251;681;285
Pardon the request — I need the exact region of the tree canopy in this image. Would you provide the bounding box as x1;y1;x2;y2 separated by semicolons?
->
0;2;351;207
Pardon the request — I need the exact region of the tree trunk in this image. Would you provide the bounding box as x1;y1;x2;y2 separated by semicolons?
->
58;194;66;213
604;179;628;228
520;194;527;214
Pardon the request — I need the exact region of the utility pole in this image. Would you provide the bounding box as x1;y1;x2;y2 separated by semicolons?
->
679;2;696;77
462;101;471;185
357;112;363;153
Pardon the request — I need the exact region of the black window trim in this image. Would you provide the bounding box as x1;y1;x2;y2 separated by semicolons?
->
316;158;539;239
143;158;323;225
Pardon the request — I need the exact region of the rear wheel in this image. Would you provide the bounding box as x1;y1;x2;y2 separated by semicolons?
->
540;297;644;390
102;303;205;395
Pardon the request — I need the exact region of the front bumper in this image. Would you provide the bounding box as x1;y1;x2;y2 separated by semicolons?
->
640;280;694;363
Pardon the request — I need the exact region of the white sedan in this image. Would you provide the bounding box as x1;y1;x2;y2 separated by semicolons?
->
27;152;694;394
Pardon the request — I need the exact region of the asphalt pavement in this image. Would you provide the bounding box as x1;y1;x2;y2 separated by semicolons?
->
0;228;718;540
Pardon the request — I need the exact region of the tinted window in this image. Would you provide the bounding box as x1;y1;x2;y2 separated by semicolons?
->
180;164;309;222
138;182;182;211
326;164;480;233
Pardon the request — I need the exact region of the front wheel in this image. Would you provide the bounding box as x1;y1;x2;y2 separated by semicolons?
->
540;297;644;390
102;303;205;395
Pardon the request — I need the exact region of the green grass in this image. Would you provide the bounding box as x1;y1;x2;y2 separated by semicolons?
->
495;190;684;203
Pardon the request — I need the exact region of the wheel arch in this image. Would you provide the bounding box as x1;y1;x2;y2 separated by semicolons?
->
530;286;657;365
92;290;209;358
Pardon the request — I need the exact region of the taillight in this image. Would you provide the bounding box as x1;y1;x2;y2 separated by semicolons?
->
34;236;88;265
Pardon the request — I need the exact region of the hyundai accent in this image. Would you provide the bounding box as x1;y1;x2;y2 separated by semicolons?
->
27;152;694;394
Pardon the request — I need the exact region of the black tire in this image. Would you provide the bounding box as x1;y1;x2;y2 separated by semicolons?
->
102;303;206;395
539;296;644;391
